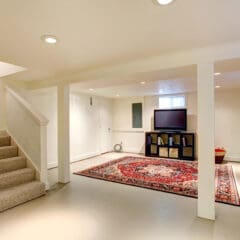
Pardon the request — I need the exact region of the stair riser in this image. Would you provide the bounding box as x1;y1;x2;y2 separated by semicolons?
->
0;136;11;147
0;171;35;190
0;182;45;212
0;147;18;160
0;158;26;174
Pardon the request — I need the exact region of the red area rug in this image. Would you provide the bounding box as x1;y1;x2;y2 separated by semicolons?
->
74;156;240;206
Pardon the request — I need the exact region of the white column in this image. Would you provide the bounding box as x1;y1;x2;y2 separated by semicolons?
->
58;83;70;183
40;125;49;190
197;63;215;220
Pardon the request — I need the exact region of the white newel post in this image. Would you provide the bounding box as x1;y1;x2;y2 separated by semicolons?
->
58;83;70;183
40;125;49;190
197;63;215;220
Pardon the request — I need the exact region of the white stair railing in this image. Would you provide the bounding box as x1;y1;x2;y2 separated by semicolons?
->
5;86;49;189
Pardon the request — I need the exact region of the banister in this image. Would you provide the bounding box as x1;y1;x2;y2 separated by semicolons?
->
6;86;49;126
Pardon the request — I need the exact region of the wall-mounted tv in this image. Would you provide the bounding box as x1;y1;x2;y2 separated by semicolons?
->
154;109;187;131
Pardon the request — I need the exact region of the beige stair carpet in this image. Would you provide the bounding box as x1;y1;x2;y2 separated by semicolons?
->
0;156;26;174
0;134;46;212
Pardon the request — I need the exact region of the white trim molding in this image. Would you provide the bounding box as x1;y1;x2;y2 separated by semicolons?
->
48;152;101;169
225;153;240;162
6;87;49;126
112;129;145;133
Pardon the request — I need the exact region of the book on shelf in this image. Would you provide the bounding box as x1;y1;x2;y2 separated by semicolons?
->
182;137;187;147
158;137;164;145
146;136;151;145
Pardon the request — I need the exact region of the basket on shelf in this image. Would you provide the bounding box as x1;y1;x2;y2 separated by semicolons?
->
215;148;226;164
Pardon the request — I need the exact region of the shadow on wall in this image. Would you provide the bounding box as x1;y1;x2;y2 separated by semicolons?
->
188;114;197;132
140;144;145;155
151;116;154;131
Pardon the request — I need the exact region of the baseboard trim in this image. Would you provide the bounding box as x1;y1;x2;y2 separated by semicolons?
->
122;148;144;154
224;156;240;162
71;152;101;163
47;152;101;169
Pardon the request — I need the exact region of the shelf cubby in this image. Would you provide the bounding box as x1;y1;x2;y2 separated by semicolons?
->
145;131;195;161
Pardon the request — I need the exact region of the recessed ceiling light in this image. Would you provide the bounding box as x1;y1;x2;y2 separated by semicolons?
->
41;35;58;44
156;0;174;5
159;89;164;94
215;85;221;89
214;72;221;76
140;81;146;85
89;88;94;91
116;94;120;97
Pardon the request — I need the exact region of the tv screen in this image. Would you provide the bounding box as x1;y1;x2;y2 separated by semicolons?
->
154;109;187;131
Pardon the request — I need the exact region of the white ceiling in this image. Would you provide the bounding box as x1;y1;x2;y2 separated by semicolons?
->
1;0;240;83
71;70;240;98
70;60;240;97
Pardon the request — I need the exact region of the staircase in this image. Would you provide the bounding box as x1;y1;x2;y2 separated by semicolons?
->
0;132;46;212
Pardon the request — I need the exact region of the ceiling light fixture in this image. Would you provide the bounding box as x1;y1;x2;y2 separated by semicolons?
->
89;88;94;91
156;0;174;5
215;85;221;89
116;94;120;97
214;72;221;76
41;35;58;44
140;81;146;85
159;89;164;94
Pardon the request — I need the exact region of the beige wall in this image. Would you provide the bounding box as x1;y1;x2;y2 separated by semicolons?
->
112;89;240;161
6;90;41;169
0;80;6;129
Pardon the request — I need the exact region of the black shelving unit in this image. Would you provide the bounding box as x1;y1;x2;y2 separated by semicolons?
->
145;131;195;160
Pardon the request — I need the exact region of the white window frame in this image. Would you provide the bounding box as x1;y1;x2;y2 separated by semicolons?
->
158;95;186;109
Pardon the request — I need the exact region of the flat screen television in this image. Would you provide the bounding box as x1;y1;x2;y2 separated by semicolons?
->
154;109;187;131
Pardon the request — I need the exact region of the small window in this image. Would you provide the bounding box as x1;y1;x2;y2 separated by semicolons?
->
159;95;186;109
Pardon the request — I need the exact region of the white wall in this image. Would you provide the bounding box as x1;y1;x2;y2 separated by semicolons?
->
29;89;113;168
112;97;145;153
112;93;197;154
215;89;240;161
29;89;58;168
24;87;240;164
112;89;240;161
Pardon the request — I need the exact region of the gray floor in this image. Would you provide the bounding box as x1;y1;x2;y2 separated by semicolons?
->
0;152;240;240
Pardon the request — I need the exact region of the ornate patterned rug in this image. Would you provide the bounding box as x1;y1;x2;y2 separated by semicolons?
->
74;156;240;206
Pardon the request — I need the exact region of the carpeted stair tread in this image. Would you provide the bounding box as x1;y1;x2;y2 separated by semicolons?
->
0;131;8;137
0;181;46;212
0;156;26;174
0;146;18;160
0;132;46;211
0;136;11;147
0;168;35;189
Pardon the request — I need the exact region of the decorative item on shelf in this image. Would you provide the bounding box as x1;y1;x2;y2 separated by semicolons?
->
182;136;187;147
114;142;123;152
158;136;164;145
169;136;173;146
215;147;226;164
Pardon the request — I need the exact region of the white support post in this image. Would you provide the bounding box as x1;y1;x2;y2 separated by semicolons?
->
197;63;215;220
40;125;49;190
58;83;70;183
